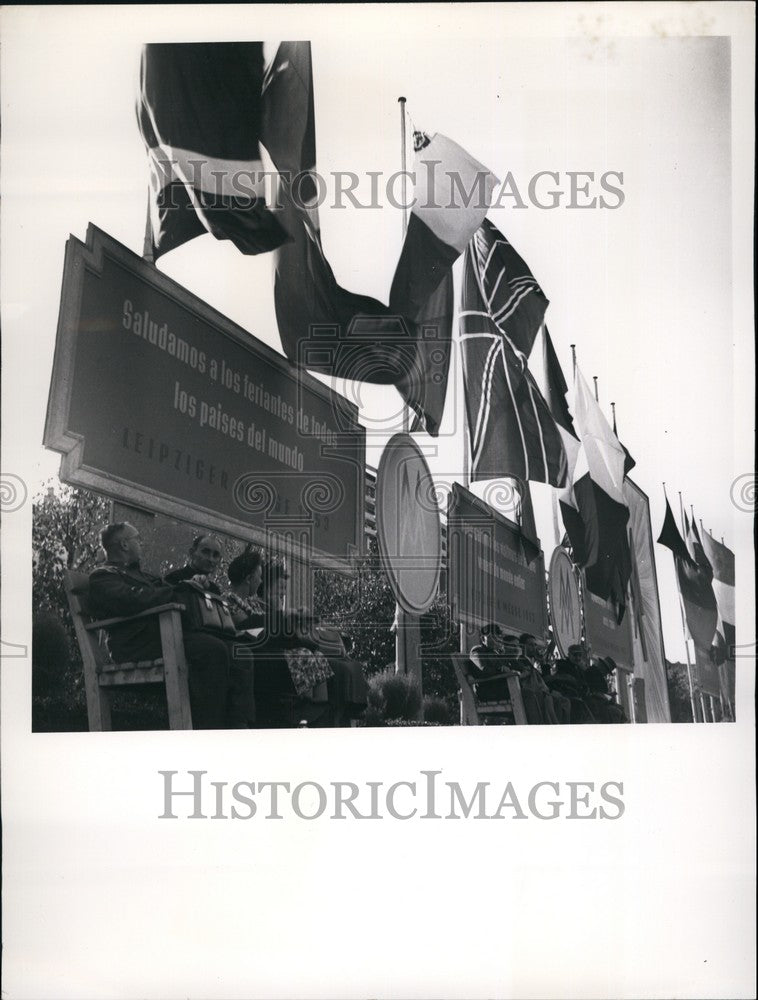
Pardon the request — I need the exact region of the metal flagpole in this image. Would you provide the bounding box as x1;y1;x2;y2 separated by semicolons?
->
593;375;599;402
399;97;410;435
676;488;700;721
393;96;421;700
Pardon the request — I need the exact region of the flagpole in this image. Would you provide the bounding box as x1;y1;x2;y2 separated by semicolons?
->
593;376;599;403
393;96;422;706
398;97;409;435
570;344;576;378
611;401;617;435
676;488;700;722
143;194;154;264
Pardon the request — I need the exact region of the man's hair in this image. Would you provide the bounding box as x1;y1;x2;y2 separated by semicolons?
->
228;547;264;586
190;533;222;553
262;557;289;593
481;622;502;638
100;522;130;554
519;632;536;645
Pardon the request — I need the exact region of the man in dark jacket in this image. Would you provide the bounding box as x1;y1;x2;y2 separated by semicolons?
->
89;523;247;729
164;533;224;591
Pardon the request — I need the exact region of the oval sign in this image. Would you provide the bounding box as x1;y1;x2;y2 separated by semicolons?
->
376;433;442;615
548;547;582;658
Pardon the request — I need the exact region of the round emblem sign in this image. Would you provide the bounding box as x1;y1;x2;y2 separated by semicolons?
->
548;547;582;658
376;433;442;615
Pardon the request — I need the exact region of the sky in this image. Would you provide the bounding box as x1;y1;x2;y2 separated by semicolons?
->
1;3;754;663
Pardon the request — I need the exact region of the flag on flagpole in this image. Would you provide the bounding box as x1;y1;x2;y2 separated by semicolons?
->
657;500;718;656
269;88;489;435
137;43;290;259
700;530;735;657
559;366;631;620
459;220;569;486
541;325;581;480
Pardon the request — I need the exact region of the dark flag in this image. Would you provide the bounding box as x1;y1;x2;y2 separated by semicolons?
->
542;326;581;478
266;47;487;435
700;531;735;662
559;367;631;621
657;500;718;656
138;43;289;259
460;221;569;486
611;406;636;476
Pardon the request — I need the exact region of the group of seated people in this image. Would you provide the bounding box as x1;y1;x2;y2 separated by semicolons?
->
88;523;368;729
468;625;628;724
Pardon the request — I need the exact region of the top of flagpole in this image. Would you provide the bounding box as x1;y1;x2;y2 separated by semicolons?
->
593;375;599;402
570;344;576;377
398;97;408;240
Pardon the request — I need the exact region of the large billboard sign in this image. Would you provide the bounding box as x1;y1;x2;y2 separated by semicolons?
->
582;582;634;668
447;483;547;636
44;225;365;570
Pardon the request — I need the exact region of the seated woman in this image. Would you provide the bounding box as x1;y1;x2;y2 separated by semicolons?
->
259;560;368;726
225;546;267;631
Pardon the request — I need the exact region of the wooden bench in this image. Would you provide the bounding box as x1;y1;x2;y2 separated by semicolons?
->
451;653;527;726
64;570;192;731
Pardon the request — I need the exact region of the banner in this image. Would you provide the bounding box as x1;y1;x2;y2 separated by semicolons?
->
44;225;365;570
447;483;547;636
624;480;672;722
583;583;634;667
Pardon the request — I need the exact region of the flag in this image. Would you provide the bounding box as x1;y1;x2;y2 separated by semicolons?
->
700;531;735;663
270;106;489;434
541;326;581;480
390;132;497;319
559;367;631;620
138;42;289;259
611;407;636;476
460;220;569;486
261;41;318;208
657;500;718;656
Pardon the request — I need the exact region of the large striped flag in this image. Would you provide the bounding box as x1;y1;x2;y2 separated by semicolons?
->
460;220;568;486
267;48;493;436
138;43;289;259
700;531;736;713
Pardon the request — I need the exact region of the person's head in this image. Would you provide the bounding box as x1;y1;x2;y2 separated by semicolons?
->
227;547;265;596
261;559;289;609
500;634;522;661
519;633;542;660
188;534;223;575
568;643;588;669
100;522;141;566
481;622;503;648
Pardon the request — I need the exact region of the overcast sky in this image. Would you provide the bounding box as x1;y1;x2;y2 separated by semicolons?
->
2;3;753;662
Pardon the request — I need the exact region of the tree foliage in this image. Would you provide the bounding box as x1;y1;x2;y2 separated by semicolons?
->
32;481;111;730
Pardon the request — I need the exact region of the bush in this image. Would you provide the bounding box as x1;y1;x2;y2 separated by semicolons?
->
423;694;453;725
364;669;422;725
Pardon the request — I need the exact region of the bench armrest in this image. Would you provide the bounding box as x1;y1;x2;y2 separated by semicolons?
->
469;670;520;684
85;603;186;631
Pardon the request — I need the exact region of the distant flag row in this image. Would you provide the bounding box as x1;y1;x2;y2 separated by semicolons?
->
657;497;735;708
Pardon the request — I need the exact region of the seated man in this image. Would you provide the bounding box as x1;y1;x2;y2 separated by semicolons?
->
519;633;571;724
89;522;251;729
585;656;629;723
468;623;513;702
548;643;596;724
165;533;225;592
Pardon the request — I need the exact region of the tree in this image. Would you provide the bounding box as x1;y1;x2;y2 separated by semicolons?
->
32;481;110;730
665;660;694;723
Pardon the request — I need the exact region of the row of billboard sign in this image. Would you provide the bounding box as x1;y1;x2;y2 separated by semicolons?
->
46;225;659;690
